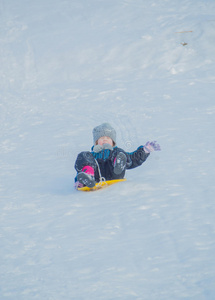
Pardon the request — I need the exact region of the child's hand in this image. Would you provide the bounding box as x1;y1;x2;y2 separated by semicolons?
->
143;141;161;153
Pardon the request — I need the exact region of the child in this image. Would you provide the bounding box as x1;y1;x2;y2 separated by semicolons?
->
74;123;160;188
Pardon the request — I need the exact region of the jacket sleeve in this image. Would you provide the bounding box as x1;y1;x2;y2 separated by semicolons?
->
126;146;150;169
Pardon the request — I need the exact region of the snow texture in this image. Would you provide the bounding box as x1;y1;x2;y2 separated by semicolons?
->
1;0;215;299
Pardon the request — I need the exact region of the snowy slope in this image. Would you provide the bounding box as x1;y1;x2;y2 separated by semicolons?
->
1;0;215;299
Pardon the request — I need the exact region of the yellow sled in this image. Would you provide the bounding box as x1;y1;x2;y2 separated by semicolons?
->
77;178;126;192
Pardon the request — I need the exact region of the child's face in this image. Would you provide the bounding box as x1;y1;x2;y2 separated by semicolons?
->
97;136;113;146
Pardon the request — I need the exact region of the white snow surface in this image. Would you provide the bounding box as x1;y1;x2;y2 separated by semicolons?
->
1;0;215;299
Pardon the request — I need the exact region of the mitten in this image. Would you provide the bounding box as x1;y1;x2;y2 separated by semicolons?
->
143;141;161;153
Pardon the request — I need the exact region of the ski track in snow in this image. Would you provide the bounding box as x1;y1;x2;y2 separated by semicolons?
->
1;0;215;299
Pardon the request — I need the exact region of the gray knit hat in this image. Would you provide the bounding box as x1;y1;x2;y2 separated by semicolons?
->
93;123;116;145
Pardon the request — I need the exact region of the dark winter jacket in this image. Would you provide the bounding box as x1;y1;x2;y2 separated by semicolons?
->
91;145;150;181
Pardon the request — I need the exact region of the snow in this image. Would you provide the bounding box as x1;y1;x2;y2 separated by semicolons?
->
1;0;215;299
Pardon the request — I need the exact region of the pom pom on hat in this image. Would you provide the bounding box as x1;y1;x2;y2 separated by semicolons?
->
93;123;116;145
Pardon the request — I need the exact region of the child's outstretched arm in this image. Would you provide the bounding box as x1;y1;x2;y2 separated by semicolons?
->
126;141;161;169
